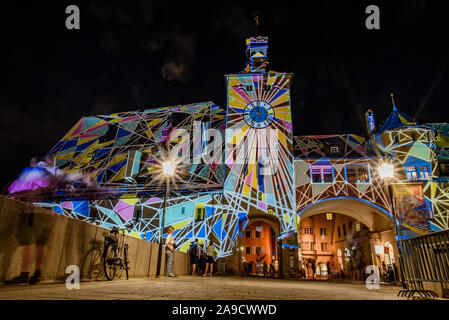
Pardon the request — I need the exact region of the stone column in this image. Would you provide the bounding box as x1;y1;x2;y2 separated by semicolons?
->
279;232;299;279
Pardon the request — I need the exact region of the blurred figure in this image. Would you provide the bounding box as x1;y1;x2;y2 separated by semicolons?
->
165;226;176;277
189;238;201;276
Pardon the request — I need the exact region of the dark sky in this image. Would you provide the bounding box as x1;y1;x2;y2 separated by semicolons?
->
1;0;449;188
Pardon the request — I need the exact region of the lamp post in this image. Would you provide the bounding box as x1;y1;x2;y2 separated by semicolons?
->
155;161;176;278
377;160;406;288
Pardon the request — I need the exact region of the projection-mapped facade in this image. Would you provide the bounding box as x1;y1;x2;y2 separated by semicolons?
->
27;35;449;264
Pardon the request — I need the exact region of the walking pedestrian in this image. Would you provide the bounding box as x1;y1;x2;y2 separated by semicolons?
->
203;241;217;277
263;261;268;277
165;226;176;277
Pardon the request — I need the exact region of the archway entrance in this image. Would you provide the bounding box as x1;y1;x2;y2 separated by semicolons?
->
241;219;279;277
297;198;399;281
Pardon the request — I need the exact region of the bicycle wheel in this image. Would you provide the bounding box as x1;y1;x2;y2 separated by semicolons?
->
123;244;129;280
103;243;118;281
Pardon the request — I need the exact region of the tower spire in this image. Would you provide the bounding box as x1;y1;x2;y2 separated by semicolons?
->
250;11;260;36
390;93;397;111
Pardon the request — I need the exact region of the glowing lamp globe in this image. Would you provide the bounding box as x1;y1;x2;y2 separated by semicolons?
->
162;161;176;176
377;163;394;180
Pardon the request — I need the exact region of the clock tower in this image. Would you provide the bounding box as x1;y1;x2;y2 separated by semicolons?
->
223;35;297;243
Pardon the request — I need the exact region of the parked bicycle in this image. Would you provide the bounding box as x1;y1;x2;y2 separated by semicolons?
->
103;226;130;281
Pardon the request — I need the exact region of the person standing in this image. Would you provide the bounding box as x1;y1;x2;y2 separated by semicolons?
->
203;241;217;277
165;226;176;277
189;238;201;276
263;261;268;277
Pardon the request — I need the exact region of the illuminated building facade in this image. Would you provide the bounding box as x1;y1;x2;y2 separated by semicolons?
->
28;34;449;278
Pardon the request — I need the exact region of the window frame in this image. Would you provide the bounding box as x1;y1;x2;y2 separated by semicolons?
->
330;146;339;153
439;161;449;176
344;164;371;184
405;165;431;181
321;242;329;252
320;228;327;237
310;165;334;184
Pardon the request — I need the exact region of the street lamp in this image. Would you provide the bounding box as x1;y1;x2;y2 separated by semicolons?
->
155;161;176;278
376;160;406;287
377;162;394;180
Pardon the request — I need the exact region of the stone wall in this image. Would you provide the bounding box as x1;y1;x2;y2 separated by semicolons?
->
0;196;189;283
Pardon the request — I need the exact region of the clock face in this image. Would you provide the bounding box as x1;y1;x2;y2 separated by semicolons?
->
243;101;275;128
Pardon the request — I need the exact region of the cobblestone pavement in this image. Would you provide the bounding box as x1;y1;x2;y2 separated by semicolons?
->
0;276;408;300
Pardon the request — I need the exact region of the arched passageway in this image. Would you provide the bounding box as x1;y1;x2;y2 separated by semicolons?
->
297;198;400;282
241;217;280;277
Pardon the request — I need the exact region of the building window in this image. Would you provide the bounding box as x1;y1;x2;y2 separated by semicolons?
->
394;135;400;144
405;166;430;181
303;227;313;235
439;161;449;176
345;164;370;183
320;228;327;237
326;213;333;221
330;146;339;153
321;243;329;251
255;231;261;238
245;231;251;238
245;247;251;254
348;221;353;232
405;166;417;180
245;85;253;92
418;166;430;180
263;84;272;91
310;242;316;250
343;224;347;236
195;204;205;221
311;165;334;183
337;226;341;238
302;242;309;250
356;221;361;232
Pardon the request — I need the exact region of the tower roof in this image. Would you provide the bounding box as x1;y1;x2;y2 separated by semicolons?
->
376;106;418;132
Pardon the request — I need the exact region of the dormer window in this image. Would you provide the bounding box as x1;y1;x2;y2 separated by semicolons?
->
394;135;400;144
245;85;253;92
405;166;430;181
330;146;339;153
311;165;334;183
345;164;370;183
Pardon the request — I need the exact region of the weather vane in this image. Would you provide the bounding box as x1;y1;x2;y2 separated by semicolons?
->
251;11;260;35
390;93;397;110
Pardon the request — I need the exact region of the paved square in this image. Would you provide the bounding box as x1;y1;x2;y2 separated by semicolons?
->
0;276;407;300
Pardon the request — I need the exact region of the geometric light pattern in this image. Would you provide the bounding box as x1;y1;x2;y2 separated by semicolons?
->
224;72;296;234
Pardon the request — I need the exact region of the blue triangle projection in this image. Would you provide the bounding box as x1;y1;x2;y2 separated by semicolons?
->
213;218;222;239
197;225;206;238
205;206;216;217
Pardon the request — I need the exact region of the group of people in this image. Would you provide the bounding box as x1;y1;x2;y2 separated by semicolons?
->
188;238;217;276
242;257;276;277
164;228;217;277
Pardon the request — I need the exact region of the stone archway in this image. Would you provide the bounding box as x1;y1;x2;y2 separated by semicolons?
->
242;217;280;276
297;197;399;281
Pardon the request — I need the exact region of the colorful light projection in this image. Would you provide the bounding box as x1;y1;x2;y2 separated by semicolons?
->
373;106;449;232
224;72;296;234
34;102;247;257
294;134;393;219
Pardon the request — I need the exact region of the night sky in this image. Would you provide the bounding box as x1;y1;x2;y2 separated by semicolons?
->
1;1;449;189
